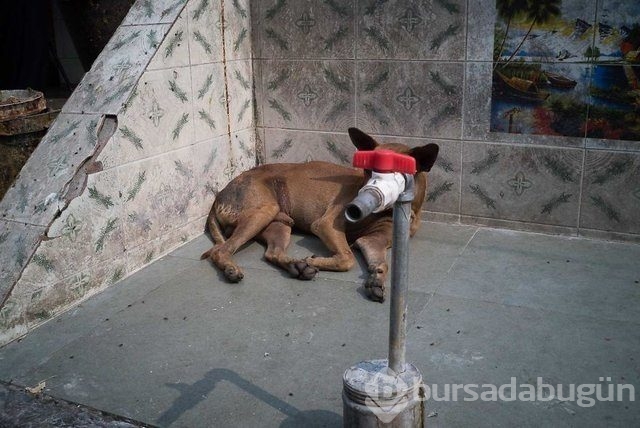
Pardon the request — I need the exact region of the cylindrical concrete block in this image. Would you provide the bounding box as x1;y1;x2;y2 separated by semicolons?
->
343;359;423;427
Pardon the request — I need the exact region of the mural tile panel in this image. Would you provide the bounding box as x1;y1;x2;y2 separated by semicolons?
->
493;0;597;65
461;142;583;227
463;61;586;148
580;150;640;235
0;114;102;226
257;0;355;59
357;0;466;60
63;25;170;115
357;60;463;139
262;60;355;132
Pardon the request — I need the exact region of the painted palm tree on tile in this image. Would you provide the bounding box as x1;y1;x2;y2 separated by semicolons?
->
501;0;561;67
494;0;529;69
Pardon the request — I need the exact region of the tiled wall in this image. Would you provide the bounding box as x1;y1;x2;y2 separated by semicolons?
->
252;0;640;242
0;0;255;345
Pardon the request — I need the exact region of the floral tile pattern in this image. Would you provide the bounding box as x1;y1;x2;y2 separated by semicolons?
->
192;63;228;141
63;24;171;115
227;60;254;133
122;0;188;25
224;0;252;60
0;0;258;345
0;114;102;226
256;0;355;59
261;60;355;132
98;67;197;168
461;143;583;227
147;11;190;70
580;150;640;235
264;128;354;165
357;61;463;139
357;0;466;60
188;0;224;64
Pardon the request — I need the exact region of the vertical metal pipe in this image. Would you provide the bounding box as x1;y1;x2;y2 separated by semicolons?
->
388;175;414;374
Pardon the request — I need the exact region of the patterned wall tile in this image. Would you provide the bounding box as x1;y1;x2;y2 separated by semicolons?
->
376;135;461;215
357;0;466;60
147;10;191;70
35;169;126;283
229;129;259;176
264;128;354;165
0;221;46;303
0;114;102;226
253;59;264;127
23;261;118;330
580;150;640;235
262;60;355;132
112;135;228;251
461;142;582;227
224;0;252;60
227;60;254;133
99;67;196;168
188;0;224;64
257;0;355;59
466;0;495;61
63;25;170;115
357;60;463;139
122;0;188;25
0;290;28;345
191;63;228;141
463;61;586;148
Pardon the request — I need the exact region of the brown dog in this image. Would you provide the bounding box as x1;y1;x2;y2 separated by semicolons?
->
201;128;439;302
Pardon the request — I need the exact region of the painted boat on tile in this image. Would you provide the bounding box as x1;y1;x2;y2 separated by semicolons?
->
544;71;577;89
494;71;550;102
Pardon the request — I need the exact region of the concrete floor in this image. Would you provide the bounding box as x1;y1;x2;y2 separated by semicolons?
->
0;222;638;427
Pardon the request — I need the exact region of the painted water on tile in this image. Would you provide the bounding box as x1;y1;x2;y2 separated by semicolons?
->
491;0;640;141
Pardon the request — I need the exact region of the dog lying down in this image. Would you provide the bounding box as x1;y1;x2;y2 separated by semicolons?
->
201;128;439;302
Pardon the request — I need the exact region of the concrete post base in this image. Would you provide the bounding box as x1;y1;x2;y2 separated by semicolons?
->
343;359;424;427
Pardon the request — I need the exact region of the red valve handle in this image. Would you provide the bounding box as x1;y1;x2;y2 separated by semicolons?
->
352;150;416;174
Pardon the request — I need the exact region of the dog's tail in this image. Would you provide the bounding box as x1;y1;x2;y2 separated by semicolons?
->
201;206;226;260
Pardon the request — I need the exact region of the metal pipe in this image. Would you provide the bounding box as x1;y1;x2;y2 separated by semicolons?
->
388;175;414;374
345;189;381;223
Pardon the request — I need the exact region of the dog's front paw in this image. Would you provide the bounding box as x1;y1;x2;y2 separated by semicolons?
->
287;260;318;280
365;272;385;303
224;265;244;283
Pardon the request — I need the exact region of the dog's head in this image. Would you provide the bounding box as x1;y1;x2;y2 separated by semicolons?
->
347;128;439;173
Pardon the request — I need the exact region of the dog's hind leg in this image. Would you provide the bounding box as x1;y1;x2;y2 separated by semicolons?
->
257;214;319;280
353;232;392;303
205;204;280;282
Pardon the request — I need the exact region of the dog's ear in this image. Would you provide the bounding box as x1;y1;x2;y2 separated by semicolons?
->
348;128;378;151
410;144;439;172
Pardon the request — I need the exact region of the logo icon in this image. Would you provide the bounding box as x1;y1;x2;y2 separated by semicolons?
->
362;365;411;423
